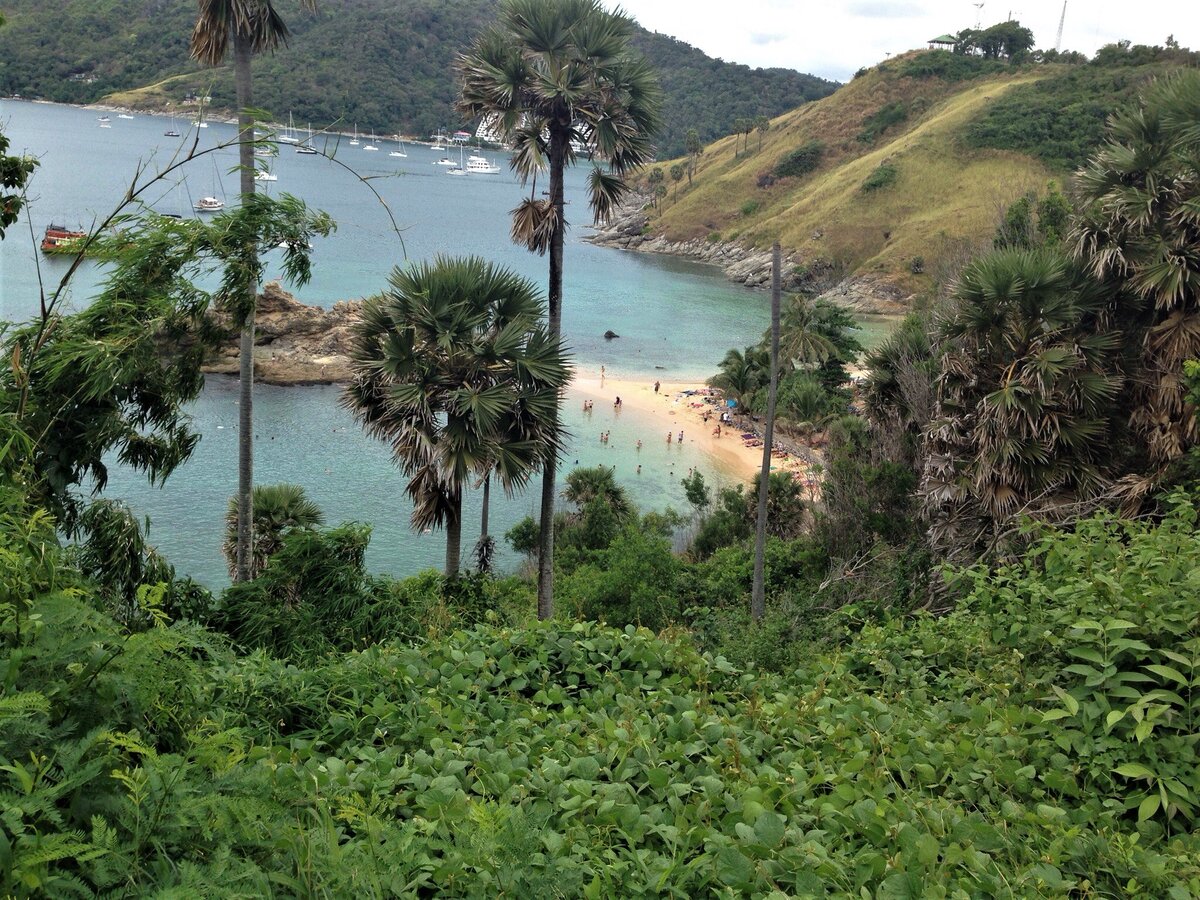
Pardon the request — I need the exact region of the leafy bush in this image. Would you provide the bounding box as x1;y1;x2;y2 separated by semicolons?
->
861;162;898;192
740;199;760;216
857;100;908;143
898;49;1008;81
772;140;824;178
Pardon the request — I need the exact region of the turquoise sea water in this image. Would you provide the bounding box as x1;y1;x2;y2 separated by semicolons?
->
2;100;800;583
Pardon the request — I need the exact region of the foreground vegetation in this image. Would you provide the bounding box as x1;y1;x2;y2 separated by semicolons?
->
5;464;1200;895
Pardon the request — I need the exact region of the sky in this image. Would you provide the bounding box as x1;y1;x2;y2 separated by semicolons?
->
605;0;1198;82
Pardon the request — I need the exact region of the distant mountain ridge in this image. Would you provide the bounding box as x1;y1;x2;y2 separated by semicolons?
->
0;0;837;158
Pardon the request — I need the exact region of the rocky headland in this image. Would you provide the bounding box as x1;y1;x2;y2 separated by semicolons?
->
586;193;912;315
203;282;359;385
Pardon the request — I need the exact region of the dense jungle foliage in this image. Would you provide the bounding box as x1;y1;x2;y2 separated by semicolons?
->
4;6;1200;896
0;0;835;158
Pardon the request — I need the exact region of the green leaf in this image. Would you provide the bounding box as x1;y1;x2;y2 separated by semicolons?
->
1138;793;1161;821
753;811;785;849
714;847;755;887
1114;763;1155;780
1145;663;1189;686
1051;685;1079;715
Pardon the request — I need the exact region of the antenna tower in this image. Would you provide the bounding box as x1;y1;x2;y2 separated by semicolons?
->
1055;1;1067;51
973;2;985;29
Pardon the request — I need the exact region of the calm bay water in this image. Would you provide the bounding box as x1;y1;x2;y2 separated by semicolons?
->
1;100;790;583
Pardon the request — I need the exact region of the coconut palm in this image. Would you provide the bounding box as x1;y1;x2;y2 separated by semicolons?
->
456;0;662;618
922;248;1122;558
191;0;316;582
562;465;631;522
1072;70;1200;494
222;482;325;580
343;256;568;577
777;294;837;370
709;346;767;411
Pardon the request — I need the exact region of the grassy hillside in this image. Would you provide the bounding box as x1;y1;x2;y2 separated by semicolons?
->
646;48;1194;292
0;0;835;158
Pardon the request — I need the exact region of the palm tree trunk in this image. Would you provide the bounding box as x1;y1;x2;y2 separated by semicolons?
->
480;472;490;542
536;125;568;620
751;243;782;621
233;31;257;583
445;497;462;577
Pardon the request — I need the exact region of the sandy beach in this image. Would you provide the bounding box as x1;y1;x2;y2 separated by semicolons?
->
569;368;818;487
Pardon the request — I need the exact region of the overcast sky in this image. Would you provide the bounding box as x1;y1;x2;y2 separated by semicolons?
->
606;1;1198;82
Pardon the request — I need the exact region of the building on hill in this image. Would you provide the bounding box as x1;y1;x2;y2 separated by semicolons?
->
928;34;957;50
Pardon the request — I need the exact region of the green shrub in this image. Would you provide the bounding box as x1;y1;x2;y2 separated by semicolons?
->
857;101;908;143
772;140;824;178
861;162;898;192
740;199;760;216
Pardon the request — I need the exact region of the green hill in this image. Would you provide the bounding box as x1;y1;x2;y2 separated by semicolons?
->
0;0;836;158
643;45;1198;294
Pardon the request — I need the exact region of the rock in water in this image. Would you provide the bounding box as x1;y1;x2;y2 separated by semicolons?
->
603;330;620;340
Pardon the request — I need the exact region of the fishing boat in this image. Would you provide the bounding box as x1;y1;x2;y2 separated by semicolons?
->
389;134;407;158
194;196;224;212
466;155;501;175
40;224;86;254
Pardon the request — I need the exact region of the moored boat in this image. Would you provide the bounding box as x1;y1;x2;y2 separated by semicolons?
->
194;196;224;212
40;224;86;254
466;155;501;175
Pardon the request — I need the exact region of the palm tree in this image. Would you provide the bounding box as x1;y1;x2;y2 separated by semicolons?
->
669;163;685;202
922;247;1122;559
709;346;767;411
191;0;316;582
777;294;837;370
456;0;663;618
1072;70;1200;493
222;482;325;579
562;465;631;522
756;115;770;152
343;256;568;577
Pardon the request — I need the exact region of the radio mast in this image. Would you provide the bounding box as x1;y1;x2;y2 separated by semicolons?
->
1055;1;1067;51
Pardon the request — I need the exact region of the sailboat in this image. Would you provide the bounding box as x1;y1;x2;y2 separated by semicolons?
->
446;144;467;176
350;123;359;147
279;112;300;144
389;134;407;158
296;124;319;154
164;113;181;137
363;130;379;151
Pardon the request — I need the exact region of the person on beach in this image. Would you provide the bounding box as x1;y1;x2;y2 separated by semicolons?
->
666;431;672;444
713;425;721;438
614;396;621;408
654;380;660;394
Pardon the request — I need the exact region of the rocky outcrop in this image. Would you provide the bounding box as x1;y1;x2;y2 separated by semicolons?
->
203;282;361;385
587;193;914;314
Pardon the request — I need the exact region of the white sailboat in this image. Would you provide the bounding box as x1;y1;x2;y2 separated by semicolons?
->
254;170;278;182
447;145;467;176
279;112;300;144
296;124;318;154
194;161;225;211
363;130;379;151
350;123;360;146
389;134;407;158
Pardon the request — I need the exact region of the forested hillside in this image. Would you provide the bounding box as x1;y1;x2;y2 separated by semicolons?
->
0;0;836;156
638;42;1198;292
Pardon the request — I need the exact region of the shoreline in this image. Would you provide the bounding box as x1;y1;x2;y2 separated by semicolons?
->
570;369;818;486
